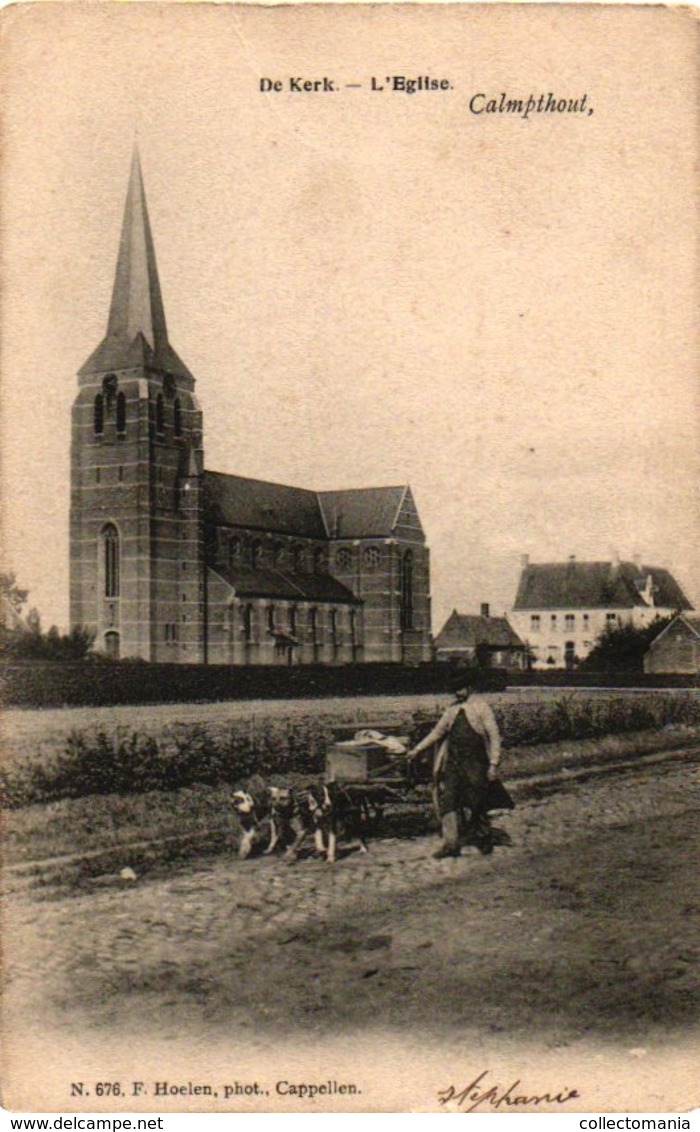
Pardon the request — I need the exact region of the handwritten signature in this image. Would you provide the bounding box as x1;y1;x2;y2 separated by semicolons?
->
438;1069;580;1112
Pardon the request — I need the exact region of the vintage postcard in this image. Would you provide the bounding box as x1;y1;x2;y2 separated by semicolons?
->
1;1;699;1116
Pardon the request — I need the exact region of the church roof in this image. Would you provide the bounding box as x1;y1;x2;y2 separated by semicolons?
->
203;471;327;538
318;487;408;538
210;564;359;605
204;473;417;542
80;147;192;379
514;560;692;611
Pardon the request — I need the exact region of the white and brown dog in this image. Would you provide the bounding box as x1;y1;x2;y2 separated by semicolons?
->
231;787;271;859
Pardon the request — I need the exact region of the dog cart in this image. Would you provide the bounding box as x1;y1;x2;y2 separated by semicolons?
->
324;723;435;836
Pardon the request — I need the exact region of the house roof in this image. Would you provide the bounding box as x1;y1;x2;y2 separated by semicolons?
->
513;561;693;612
210;564;359;605
435;610;525;651
648;613;700;649
318;487;407;539
80;147;192;379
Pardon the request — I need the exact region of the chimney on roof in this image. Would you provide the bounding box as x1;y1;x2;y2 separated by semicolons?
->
481;603;490;619
634;552;643;572
609;547;620;574
520;554;529;569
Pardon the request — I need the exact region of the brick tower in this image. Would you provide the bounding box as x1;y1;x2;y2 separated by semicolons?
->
69;148;206;661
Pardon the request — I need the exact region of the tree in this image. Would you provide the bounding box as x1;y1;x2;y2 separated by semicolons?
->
0;572;95;661
579;615;676;673
0;572;29;620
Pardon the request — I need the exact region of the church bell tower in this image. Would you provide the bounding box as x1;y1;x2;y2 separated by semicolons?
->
70;148;206;662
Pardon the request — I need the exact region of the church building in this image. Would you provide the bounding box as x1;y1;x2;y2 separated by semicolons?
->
70;150;432;665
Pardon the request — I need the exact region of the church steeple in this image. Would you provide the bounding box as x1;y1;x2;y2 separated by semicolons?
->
79;146;192;381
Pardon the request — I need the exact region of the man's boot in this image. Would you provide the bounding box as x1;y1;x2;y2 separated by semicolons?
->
433;811;460;858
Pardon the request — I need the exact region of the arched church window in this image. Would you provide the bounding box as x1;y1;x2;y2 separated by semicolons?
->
94;394;104;436
102;524;120;598
293;546;305;574
173;398;182;438
363;545;381;571
116;392;126;434
251;540;263;570
313;547;327;574
400;550;414;630
156;394;165;435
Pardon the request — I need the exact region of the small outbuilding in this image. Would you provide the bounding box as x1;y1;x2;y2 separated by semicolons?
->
434;605;529;669
644;614;700;675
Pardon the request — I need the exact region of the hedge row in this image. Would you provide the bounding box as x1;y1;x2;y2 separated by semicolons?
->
3;691;699;809
1;659;697;709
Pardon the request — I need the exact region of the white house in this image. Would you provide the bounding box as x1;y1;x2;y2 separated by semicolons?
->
510;554;693;669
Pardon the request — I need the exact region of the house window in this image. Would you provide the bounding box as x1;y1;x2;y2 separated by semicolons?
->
156;393;165;435
400;550;414;630
335;548;352;570
606;613;618;626
530;614;541;633
102;524;119;598
116;391;126;434
94;394;104;436
363;546;380;570
565;614;575;631
173;398;182;438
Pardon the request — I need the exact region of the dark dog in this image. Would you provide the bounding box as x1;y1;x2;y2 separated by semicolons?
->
287;782;372;864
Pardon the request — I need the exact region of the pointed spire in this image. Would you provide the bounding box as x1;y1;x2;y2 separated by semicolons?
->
80;146;192;380
106;146;168;351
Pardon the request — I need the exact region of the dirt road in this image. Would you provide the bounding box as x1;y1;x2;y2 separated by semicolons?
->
3;751;699;1113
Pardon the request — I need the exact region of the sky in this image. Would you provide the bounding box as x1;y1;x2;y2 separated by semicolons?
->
1;3;698;633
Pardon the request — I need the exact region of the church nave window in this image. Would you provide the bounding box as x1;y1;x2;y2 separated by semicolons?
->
293;545;306;574
335;547;352;570
94;394;104;436
313;547;327;574
363;545;380;571
250;540;263;570
228;537;241;568
173;398;182;438
156;393;165;435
